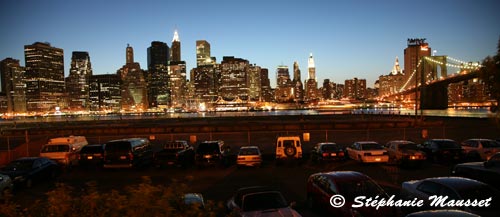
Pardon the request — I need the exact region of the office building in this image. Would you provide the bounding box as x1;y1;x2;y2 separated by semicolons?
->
147;41;170;108
220;56;249;100
0;58;26;113
117;44;148;111
89;74;121;111
344;77;366;100
305;53;318;102
24;42;65;112
66;51;93;111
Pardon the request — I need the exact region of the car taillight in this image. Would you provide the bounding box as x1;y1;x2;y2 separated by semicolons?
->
339;152;344;156
129;152;134;160
322;153;329;157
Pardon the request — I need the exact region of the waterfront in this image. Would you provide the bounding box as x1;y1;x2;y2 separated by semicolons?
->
0;108;496;125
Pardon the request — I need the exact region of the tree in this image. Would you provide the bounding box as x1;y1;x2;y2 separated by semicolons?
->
479;36;500;113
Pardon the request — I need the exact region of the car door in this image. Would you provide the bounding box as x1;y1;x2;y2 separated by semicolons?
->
347;144;357;160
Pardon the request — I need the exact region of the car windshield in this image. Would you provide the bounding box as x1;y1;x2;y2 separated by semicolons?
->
336;179;386;201
399;143;419;150
105;141;131;151
436;140;461;149
242;192;288;212
197;143;219;154
321;144;339;151
3;160;33;171
41;145;69;153
361;143;383;150
80;145;102;154
482;140;500;148
239;148;259;155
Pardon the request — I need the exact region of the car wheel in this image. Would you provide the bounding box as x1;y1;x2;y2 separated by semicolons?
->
285;146;297;157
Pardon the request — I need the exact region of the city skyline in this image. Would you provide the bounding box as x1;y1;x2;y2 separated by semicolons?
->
1;0;500;88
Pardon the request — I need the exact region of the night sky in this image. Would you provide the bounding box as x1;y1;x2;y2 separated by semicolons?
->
1;0;499;87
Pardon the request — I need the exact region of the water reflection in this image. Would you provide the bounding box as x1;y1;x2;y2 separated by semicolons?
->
0;108;495;124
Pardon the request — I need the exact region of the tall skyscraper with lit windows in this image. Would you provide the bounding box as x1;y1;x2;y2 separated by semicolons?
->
305;53;318;102
67;51;92;111
147;41;170;108
117;44;148;111
0;58;26;113
171;30;181;62
24;42;65;112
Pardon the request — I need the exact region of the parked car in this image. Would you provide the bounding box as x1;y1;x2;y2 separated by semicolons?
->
452;152;500;190
461;139;500;161
79;144;105;168
103;138;154;169
154;140;195;168
0;174;14;200
385;140;426;166
275;136;303;163
418;139;465;164
195;140;231;168
0;157;59;188
40;136;88;168
226;186;301;217
183;193;205;209
236;146;262;167
306;171;398;217
346;141;389;163
401;177;500;217
310;142;346;163
405;209;480;217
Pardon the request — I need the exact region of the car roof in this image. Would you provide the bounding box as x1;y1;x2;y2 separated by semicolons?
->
355;141;379;145
387;140;415;144
240;146;259;149
312;171;370;182
317;142;337;146
427;139;456;142
423;177;487;190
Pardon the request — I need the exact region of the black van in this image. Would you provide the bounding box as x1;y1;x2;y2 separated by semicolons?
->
103;138;153;168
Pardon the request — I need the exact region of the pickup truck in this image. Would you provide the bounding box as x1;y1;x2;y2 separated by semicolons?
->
154;140;195;168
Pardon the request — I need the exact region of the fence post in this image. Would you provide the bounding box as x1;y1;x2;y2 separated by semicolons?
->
25;130;29;156
7;136;11;162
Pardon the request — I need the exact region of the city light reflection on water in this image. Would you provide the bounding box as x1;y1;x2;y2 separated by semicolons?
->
0;108;496;124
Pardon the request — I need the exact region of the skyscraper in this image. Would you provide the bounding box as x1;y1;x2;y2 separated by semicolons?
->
196;40;215;67
275;65;293;103
0;58;26;113
171;30;181;62
89;74;121;112
260;68;273;102
305;53;318;102
292;61;304;103
117;44;148;111
220;56;249;100
24;42;65;112
67;51;93;110
147;41;170;108
403;38;431;88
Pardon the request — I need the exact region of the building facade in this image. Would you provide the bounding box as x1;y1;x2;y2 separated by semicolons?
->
66;51;92;111
220;56;249;100
260;68;273;102
24;42;65;112
292;61;304;103
89;74;121;112
305;53;318;102
378;57;404;98
147;41;170;108
0;58;26;113
275;65;293;103
171;30;181;62
403;38;431;89
344;78;366;100
196;40;215;67
117;44;148;111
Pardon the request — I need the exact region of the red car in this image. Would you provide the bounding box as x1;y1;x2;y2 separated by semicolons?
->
306;171;399;217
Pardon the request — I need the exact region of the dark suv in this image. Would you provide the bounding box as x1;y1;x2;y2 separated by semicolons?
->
195;141;231;168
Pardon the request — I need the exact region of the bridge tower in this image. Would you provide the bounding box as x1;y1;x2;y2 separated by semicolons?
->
419;56;448;109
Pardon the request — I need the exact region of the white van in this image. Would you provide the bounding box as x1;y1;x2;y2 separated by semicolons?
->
40;136;88;167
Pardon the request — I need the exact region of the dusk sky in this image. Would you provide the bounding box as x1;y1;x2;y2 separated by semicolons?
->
1;0;499;88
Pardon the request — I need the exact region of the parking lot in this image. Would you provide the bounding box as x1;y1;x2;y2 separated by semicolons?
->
8;156;453;217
